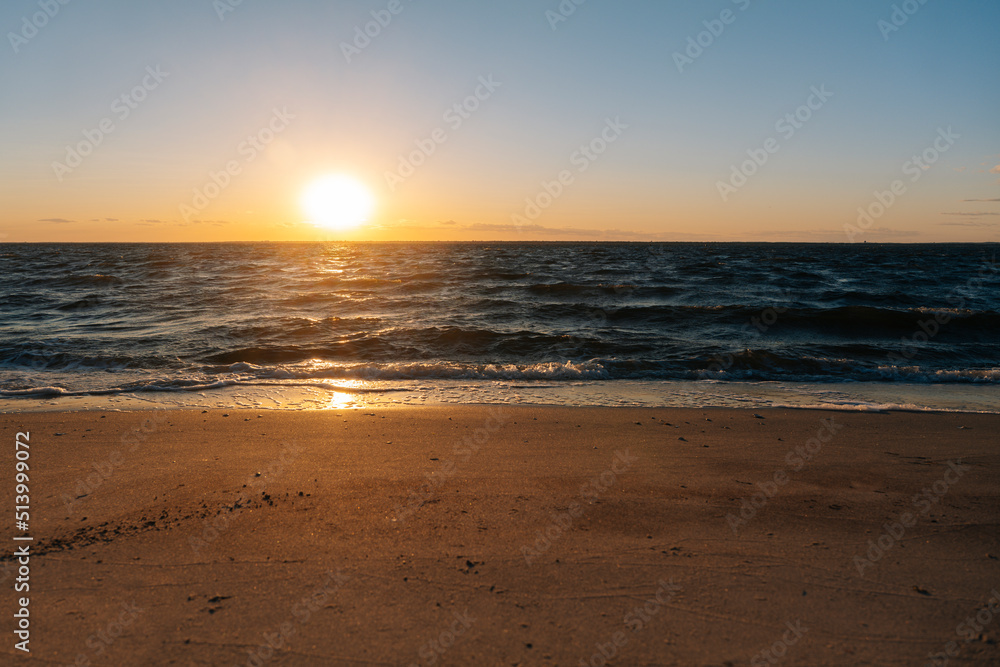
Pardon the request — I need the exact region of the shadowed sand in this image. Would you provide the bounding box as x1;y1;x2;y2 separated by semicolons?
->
2;407;999;666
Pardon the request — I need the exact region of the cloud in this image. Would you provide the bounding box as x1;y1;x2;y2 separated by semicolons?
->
991;165;1000;174
135;218;234;227
464;222;595;236
939;220;998;227
105;218;119;222
38;218;74;224
459;222;693;239
381;218;732;241
940;211;1000;216
962;198;1000;202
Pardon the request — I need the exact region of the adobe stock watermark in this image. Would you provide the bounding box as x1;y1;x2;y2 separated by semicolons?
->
750;620;808;666
384;75;502;193
845;126;958;241
726;417;844;535
340;0;414;63
543;248;671;360
717;85;833;202
61;600;146;667
579;578;681;667
853;459;969;577
188;442;302;556
887;256;999;366
925;589;1000;667
706;291;795;375
878;0;932;41
52;66;170;182
545;0;587;31
61;411;170;515
179;107;294;221
512;117;628;228
521;448;637;565
408;608;476;667
392;407;508;522
213;0;244;21
673;0;752;73
7;0;72;54
238;570;349;667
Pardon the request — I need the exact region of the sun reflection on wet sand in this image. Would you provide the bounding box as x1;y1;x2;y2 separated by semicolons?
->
322;379;367;409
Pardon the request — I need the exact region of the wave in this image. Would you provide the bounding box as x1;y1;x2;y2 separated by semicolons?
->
54;295;108;311
0;379;400;398
37;273;124;288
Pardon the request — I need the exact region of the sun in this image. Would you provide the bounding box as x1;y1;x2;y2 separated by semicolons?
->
301;175;374;230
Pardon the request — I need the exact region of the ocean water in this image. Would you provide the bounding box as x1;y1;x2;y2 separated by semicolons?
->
1;242;998;412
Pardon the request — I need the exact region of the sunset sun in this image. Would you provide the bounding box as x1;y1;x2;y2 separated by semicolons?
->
301;175;374;231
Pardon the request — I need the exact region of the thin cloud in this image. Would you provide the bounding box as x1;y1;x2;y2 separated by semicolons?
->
465;222;596;236
940;211;1000;216
962;198;1000;202
939;220;998;227
388;219;720;240
38;218;74;224
382;219;924;242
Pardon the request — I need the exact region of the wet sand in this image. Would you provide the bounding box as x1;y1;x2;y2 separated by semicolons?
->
2;406;999;666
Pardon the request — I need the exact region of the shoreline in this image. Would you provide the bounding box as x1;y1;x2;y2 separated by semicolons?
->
3;378;1000;415
2;406;999;664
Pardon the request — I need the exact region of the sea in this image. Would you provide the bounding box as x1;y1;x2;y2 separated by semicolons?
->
1;242;998;413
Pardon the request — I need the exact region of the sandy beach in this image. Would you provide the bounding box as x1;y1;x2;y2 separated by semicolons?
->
2;406;999;666
5;0;999;663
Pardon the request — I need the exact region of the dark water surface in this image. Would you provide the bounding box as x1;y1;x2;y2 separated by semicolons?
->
1;243;998;404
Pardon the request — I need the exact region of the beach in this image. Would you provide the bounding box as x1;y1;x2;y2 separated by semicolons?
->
5;0;999;662
3;406;998;666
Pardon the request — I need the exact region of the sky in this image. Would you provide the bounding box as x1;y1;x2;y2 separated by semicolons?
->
1;0;998;243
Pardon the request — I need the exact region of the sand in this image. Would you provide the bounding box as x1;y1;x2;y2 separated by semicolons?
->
2;406;999;666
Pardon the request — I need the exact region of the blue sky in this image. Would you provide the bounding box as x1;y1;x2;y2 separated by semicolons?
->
1;0;998;241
